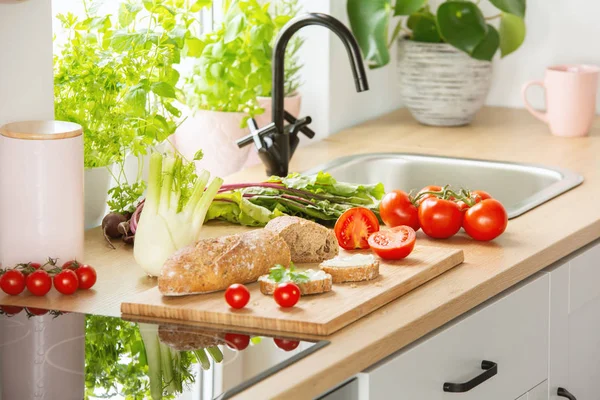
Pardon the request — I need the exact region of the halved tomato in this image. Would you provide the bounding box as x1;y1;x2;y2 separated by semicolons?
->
334;208;380;250
368;226;416;260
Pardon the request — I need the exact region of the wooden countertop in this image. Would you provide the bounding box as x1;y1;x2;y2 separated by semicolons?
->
1;107;598;399
228;107;600;399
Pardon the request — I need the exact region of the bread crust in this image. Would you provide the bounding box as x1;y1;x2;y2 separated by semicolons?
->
158;229;291;296
258;274;333;295
265;216;338;263
158;325;225;351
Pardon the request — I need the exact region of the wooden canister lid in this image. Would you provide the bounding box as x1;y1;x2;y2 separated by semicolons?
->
0;121;83;140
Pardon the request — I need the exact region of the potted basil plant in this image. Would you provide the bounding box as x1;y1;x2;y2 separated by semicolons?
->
347;0;527;126
177;0;303;177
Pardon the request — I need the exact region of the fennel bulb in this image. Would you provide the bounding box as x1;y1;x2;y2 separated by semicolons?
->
134;153;223;277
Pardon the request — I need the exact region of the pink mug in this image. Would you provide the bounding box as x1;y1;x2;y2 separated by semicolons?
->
522;64;599;137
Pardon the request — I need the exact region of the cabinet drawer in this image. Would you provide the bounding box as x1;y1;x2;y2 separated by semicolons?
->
566;240;600;313
363;273;549;400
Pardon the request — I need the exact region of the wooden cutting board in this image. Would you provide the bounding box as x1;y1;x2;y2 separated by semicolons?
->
121;245;464;336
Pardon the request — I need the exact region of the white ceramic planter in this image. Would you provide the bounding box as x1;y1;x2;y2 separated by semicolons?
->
397;40;492;126
84;166;113;230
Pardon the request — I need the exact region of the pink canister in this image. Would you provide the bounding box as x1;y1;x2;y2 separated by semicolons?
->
0;121;84;267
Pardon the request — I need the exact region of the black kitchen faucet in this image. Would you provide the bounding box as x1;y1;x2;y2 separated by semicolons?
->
236;13;370;177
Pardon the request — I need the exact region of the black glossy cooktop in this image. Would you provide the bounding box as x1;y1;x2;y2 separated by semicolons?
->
0;307;328;399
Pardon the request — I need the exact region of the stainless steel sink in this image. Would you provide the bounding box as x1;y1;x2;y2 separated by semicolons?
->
304;153;583;219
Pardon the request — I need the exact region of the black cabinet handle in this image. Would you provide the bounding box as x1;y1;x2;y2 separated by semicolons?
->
557;387;577;400
443;360;497;393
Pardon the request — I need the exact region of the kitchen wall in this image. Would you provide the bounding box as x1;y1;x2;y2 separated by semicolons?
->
0;0;54;125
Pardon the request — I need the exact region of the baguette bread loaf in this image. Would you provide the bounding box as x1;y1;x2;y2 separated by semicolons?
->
265;216;338;263
158;229;291;296
158;325;225;351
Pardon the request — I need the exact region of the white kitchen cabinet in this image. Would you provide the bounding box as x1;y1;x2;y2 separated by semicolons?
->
359;273;549;400
547;240;600;400
516;380;549;400
316;378;359;400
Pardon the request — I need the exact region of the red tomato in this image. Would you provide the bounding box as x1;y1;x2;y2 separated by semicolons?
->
224;333;250;351
368;226;417;260
26;270;52;297
62;260;81;270
334;207;380;250
472;190;492;201
54;270;79;295
26;307;48;316
1;305;23;315
274;338;300;352
225;284;250;309
29;263;42;270
75;265;97;290
418;197;463;239
0;270;26;296
463;199;508;241
273;282;301;308
379;190;420;231
416;185;443;204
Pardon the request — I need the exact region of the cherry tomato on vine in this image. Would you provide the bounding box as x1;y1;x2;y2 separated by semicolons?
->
368;226;417;260
224;333;250;351
416;185;443;204
1;305;23;316
75;265;97;290
418;197;463;239
62;260;80;270
29;263;42;270
273;282;301;308
225;284;250;309
0;270;26;296
463;199;508;241
274;338;300;352
334;207;380;250
26;270;52;297
472;190;492;201
54;270;79;295
379;190;420;231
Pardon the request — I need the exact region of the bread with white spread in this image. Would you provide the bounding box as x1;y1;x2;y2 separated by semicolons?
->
319;254;380;283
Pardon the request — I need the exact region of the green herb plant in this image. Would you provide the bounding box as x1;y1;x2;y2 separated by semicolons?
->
54;0;209;213
184;0;303;125
347;0;527;69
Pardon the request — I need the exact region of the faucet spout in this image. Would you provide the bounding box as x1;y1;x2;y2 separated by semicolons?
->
272;13;369;156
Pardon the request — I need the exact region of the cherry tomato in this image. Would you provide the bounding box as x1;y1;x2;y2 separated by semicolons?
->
463;199;508;241
274;338;300;352
273;282;301;308
418;197;463;239
334;207;380;250
29;263;42;270
368;226;417;260
62;260;81;270
0;270;26;296
26;307;48;316
416;185;443;204
472;190;492;201
54;270;79;295
26;270;52;297
75;265;97;290
224;333;250;351
1;305;23;316
224;284;250;309
379;190;420;231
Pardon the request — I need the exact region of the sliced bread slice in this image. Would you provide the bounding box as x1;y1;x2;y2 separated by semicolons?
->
258;269;332;295
265;216;338;263
319;254;380;283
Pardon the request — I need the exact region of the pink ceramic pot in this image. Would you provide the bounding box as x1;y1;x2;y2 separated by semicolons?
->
173;109;251;178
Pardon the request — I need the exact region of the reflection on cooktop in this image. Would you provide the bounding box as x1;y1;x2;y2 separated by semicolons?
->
0;307;328;399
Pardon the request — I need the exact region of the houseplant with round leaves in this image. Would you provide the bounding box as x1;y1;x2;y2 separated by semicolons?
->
347;0;526;126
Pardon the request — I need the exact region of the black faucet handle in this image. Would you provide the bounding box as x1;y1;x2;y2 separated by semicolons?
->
284;111;315;139
237;121;277;149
